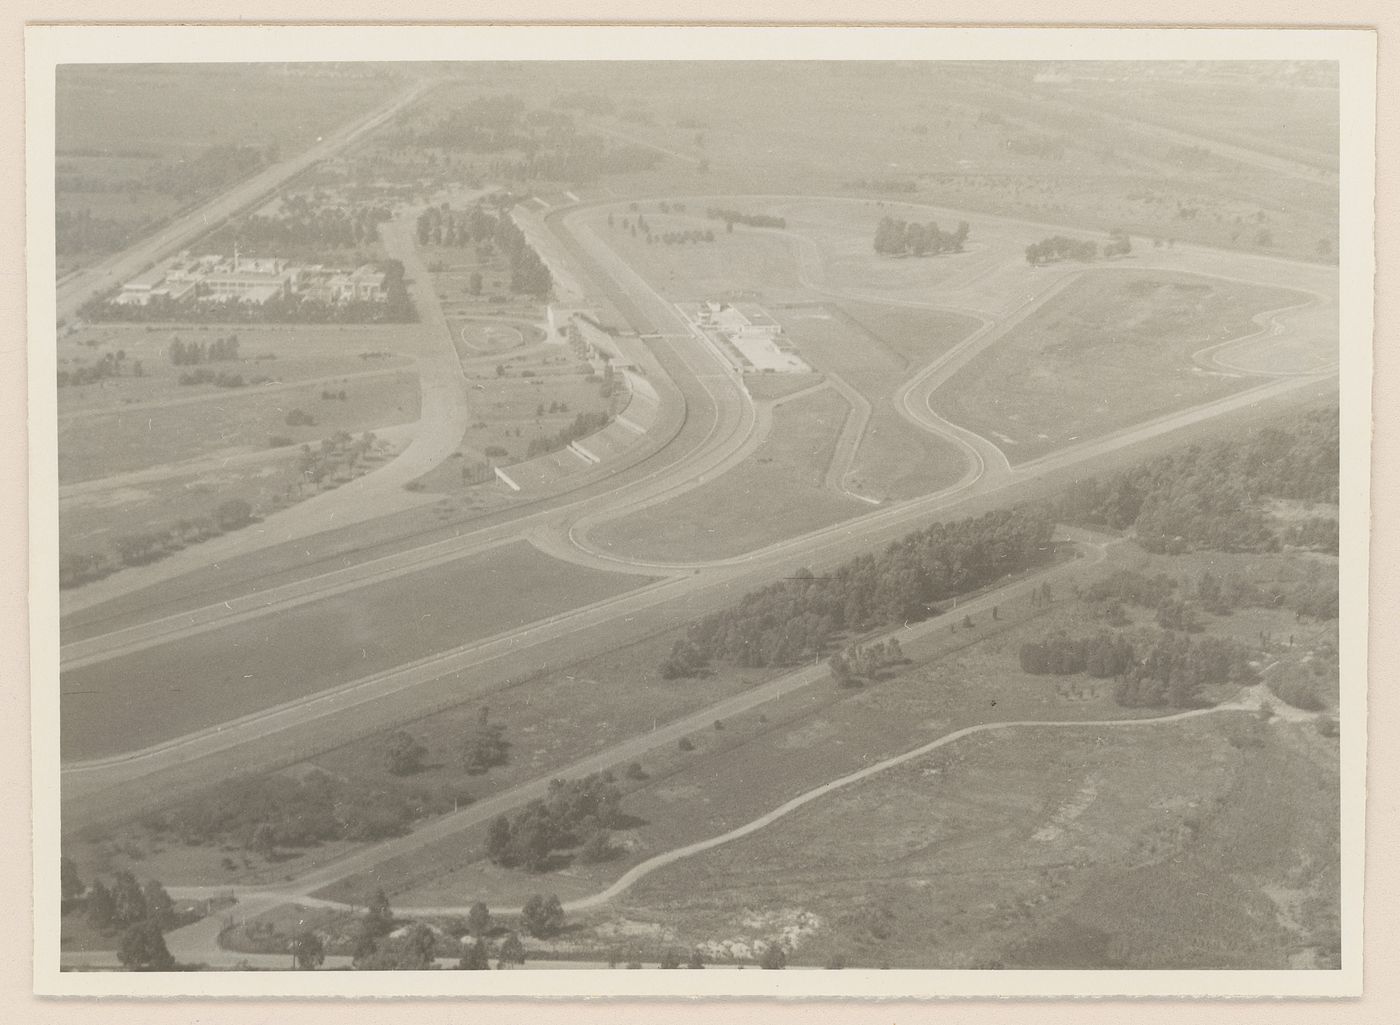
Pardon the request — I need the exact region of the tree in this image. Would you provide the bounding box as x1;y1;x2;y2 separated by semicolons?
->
110;870;148;927
61;856;83;904
142;879;176;929
458;937;492;969
468;271;483;295
366;888;394;936
401;923;438;969
117;919;175;971
497;931;526;968
461;707;509;773
291;929;326;970
385;730;426;776
485;815;513;864
760;942;788;969
687;948;706;969
351;923;380;967
467;901;492;938
86;878;115;930
521;893;565;938
578;830;615;864
660;948;682;969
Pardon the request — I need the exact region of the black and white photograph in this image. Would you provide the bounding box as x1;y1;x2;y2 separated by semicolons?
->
21;20;1375;1002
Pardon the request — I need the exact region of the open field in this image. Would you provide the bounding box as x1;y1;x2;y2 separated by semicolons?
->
61;541;649;760
938;270;1314;462
57;322;419;418
774;303;973;500
57;370;420;485
587;387;866;562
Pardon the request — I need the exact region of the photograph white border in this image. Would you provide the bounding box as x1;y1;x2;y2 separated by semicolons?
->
21;17;1375;1004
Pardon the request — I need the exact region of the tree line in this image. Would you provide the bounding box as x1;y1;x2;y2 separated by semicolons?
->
168;334;240;365
1051;405;1338;554
872;216;970;257
416;202;552;298
706;207;787;230
202;202;392;254
663;506;1056;676
525;410;611;459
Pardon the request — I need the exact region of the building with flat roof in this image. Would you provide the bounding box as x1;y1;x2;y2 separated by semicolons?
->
115;250;386;308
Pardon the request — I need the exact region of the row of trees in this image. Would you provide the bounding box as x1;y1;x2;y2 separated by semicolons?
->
1024;234;1102;265
56;349;142;387
58;496;256;586
872;216;970;257
167;334;240;365
485;773;625;872
525;410;611;459
706;207;787;230
1052;405;1338;554
665;507;1056;675
418;202;553;298
204;203;392;253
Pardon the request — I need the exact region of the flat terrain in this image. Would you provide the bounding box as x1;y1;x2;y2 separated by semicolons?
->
775;303;973;500
587;387;866;562
61;541;648;760
938;270;1313;462
56;65;395;273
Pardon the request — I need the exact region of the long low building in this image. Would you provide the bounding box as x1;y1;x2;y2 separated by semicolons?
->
115;251;387;307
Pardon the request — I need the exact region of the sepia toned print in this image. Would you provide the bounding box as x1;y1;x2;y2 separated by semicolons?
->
29;25;1371;999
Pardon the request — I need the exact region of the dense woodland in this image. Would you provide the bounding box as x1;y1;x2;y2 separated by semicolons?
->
1052;405;1339;553
1019;629;1256;708
662;507;1056;676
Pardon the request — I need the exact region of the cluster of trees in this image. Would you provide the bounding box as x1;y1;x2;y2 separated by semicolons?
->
828;637;905;687
1024;235;1101;265
418;202;553;298
177;368;261;388
485;773;624;872
1113;632;1258;708
1052;406;1338;554
872;216;970;257
204;201;392;253
293;431;382;492
90;497;253;572
168;335;240;366
56;349;142;388
1019;632;1137;676
650;229;716;246
525;410;611;459
1020;626;1256;708
1085;566;1337;626
843;178;919;194
665;507;1055;675
66;861;179;970
706;207;787;230
148;769;452;853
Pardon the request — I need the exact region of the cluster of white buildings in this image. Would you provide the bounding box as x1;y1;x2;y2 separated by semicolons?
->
115;249;388;308
684;299;810;374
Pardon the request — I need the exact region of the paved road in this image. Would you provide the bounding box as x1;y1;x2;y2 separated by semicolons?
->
54;80;428;327
59;195;1335;770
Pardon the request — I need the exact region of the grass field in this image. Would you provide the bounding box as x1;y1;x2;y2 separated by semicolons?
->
57;321;417;418
587;387;866;562
774;303;975;500
937;270;1312;463
57;370;420;485
61;542;650;760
